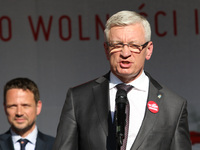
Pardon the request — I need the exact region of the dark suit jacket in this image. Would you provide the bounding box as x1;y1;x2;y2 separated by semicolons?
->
0;130;55;150
53;72;192;150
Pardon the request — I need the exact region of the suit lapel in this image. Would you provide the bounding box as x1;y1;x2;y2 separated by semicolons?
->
131;75;163;150
0;131;15;150
93;75;110;135
35;132;46;150
93;73;116;149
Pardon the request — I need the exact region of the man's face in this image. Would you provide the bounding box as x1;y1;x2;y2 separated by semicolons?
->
105;23;153;83
4;88;42;137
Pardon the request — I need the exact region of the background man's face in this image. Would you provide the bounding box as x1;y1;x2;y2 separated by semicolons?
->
4;88;42;137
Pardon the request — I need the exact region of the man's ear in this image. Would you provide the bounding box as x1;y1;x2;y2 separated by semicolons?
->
36;100;42;116
146;41;153;60
4;103;7;115
104;42;110;60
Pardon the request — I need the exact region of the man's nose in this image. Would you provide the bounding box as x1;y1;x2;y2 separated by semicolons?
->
121;45;131;57
16;106;23;116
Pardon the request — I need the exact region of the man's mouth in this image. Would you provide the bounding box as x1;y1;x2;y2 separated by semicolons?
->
15;117;26;123
122;61;130;64
120;61;131;68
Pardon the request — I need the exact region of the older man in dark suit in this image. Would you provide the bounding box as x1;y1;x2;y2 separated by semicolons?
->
0;78;54;150
53;10;192;150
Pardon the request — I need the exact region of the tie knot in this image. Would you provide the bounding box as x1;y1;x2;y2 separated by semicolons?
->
18;139;29;150
116;83;133;93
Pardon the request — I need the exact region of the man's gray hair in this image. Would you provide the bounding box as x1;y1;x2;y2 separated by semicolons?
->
104;10;151;42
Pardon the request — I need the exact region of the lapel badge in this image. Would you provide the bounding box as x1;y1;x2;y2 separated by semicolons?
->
147;101;159;113
157;94;162;99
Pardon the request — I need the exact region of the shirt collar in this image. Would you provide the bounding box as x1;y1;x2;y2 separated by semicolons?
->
11;126;38;145
109;70;149;92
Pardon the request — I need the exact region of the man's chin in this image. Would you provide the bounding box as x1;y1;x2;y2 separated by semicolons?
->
117;72;137;78
115;72;141;82
12;124;28;132
12;121;35;134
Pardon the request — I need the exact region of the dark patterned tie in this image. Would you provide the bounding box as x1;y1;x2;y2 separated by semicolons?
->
18;139;29;150
116;83;133;150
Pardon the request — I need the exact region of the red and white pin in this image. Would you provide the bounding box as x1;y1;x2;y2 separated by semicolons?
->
147;101;159;113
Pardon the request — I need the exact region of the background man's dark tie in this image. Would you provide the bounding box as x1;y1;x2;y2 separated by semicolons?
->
18;139;29;150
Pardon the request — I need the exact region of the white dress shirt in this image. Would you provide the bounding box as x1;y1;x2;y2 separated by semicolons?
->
11;126;38;150
109;71;149;150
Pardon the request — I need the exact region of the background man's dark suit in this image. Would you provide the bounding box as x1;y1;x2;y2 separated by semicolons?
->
53;72;191;150
0;130;54;150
